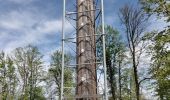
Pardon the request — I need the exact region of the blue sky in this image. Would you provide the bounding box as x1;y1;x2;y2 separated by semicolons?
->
0;0;134;63
0;0;167;59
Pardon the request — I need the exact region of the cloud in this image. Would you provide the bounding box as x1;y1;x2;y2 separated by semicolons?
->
0;11;38;30
36;20;72;34
0;9;72;54
0;19;23;30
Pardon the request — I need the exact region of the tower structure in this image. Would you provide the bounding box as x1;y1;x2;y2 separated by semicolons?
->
61;0;108;100
76;0;97;98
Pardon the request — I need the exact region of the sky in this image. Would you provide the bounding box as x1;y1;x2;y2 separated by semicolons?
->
0;0;138;54
0;0;168;99
0;0;167;57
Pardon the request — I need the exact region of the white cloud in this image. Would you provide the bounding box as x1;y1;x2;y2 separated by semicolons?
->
36;20;72;35
0;10;73;54
0;20;23;30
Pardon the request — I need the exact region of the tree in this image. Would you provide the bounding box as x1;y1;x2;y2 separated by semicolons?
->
46;50;73;99
152;32;170;99
5;56;18;99
0;52;17;100
97;25;126;100
117;47;127;100
119;5;148;100
13;45;45;100
140;1;170;99
143;31;170;99
121;68;132;100
31;87;46;100
0;52;8;100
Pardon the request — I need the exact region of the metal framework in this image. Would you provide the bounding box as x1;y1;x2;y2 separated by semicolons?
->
61;0;108;100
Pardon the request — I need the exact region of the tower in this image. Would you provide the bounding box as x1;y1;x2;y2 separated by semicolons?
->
61;0;108;100
76;0;97;98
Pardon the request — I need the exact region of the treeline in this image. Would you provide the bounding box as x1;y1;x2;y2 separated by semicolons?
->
0;45;73;100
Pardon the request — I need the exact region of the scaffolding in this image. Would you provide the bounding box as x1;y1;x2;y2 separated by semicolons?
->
61;0;108;100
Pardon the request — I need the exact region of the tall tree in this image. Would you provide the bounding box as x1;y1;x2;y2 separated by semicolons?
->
97;25;125;100
121;67;132;100
46;50;73;99
6;56;17;99
13;45;45;100
119;5;148;100
140;0;170;99
0;52;8;100
0;52;17;100
143;31;170;99
117;47;127;100
151;32;170;99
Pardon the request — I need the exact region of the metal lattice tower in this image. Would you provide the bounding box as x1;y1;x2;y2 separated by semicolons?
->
61;0;108;100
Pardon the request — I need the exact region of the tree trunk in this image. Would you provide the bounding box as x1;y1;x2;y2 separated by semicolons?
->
118;61;122;100
106;56;116;100
132;47;140;100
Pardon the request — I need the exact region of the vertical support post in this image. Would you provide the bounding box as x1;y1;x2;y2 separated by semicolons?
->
61;0;66;99
101;0;108;100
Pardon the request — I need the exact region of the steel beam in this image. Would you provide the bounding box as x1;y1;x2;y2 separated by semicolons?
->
101;0;108;99
61;0;66;99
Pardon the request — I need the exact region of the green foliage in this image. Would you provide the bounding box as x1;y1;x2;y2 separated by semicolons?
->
120;68;132;100
0;52;7;100
152;33;170;99
144;30;170;99
0;52;17;100
97;25;126;99
140;0;170;22
18;87;46;100
46;50;73;99
32;87;46;100
13;45;45;100
140;1;170;99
